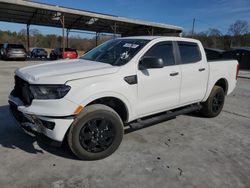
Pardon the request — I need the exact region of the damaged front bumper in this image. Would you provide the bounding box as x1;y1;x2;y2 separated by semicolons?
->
8;95;74;146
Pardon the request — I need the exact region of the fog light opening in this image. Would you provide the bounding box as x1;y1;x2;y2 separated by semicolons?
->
40;119;55;130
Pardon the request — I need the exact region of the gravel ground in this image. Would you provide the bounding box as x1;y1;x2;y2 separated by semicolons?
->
0;60;249;188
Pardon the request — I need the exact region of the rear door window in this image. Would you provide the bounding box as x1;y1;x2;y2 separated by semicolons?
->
178;42;201;64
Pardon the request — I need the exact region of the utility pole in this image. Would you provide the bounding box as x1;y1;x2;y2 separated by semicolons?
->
191;18;195;38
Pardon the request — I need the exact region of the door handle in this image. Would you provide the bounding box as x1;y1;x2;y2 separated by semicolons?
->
170;72;179;76
199;68;205;72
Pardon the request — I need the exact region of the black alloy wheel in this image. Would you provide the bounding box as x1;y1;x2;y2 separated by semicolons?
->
200;86;225;118
68;104;124;160
212;92;224;114
79;118;115;153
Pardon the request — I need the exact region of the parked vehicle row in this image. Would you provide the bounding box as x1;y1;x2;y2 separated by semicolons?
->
50;48;78;60
31;47;78;60
0;44;78;61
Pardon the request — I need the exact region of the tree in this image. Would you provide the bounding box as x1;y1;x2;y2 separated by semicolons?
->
228;20;249;36
30;29;40;37
207;28;223;48
222;35;232;50
207;28;222;37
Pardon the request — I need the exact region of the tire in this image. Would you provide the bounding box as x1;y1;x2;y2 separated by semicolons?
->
68;104;124;160
3;55;7;60
200;86;225;118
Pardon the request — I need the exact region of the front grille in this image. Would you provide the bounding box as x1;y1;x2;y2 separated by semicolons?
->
9;101;29;123
11;76;33;106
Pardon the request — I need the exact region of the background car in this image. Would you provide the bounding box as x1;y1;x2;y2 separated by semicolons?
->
31;48;48;59
0;44;3;59
1;43;27;60
50;48;78;60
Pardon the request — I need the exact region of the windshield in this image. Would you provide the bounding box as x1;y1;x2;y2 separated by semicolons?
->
37;49;46;52
65;48;76;52
80;39;149;66
57;48;76;52
8;44;25;49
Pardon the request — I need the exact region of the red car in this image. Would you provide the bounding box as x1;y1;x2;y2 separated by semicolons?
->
50;48;78;60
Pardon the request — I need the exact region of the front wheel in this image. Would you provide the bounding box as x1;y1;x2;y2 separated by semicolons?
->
68;104;124;160
200;86;225;118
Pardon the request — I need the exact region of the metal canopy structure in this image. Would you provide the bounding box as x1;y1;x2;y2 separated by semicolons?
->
0;0;183;50
0;0;182;35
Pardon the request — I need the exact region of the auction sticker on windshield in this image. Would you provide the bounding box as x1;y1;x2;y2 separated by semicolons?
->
123;43;140;48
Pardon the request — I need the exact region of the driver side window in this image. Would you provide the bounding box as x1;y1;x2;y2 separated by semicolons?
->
143;42;175;66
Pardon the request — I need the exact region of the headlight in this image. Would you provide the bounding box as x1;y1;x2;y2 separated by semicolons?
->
29;85;71;99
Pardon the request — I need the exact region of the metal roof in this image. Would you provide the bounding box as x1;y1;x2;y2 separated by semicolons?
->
204;48;225;53
0;0;182;36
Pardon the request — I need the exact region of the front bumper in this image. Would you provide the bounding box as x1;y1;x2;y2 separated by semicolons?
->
8;96;74;144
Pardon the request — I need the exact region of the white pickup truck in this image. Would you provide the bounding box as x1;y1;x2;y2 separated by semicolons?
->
9;36;239;160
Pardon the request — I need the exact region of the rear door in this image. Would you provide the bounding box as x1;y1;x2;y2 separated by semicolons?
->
176;41;209;104
137;41;181;116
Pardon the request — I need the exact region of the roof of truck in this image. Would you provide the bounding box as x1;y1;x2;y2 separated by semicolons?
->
121;36;201;43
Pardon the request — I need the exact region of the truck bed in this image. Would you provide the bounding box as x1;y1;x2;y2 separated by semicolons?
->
203;59;238;101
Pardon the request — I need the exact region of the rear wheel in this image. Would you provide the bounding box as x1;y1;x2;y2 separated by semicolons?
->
68;104;124;160
200;86;225;118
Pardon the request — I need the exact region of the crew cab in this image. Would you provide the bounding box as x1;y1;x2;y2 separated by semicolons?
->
8;36;239;160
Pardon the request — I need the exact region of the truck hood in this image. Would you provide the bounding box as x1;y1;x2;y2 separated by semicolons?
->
15;59;119;84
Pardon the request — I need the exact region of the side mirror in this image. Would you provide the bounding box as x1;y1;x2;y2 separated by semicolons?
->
139;57;164;70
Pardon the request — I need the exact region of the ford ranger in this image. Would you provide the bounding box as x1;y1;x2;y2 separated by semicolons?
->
9;36;239;160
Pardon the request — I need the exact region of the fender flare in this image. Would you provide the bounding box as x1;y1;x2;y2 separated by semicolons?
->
80;91;134;121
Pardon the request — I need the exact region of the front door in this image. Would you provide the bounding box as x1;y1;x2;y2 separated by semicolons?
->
137;42;181;117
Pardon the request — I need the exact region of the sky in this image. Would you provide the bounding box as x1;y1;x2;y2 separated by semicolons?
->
0;0;250;37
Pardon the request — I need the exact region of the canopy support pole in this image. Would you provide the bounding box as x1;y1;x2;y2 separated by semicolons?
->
110;22;117;38
26;24;30;51
95;32;99;46
66;29;70;48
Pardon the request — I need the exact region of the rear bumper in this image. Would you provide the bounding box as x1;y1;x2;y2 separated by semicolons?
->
8;98;74;144
35;54;47;57
7;53;26;59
